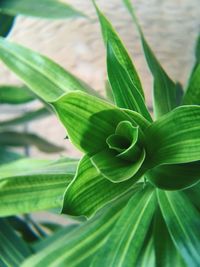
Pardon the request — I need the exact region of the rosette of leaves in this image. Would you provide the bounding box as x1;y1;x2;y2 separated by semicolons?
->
0;1;200;266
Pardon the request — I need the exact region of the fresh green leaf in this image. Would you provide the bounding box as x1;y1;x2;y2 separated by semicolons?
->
145;105;200;165
0;84;35;104
0;218;32;266
0;0;85;19
182;63;200;105
0;107;50;129
0;37;99;102
136;236;155;267
93;1;145;99
0;131;63;153
154;207;186;267
0;13;15;37
158;190;200;267
52;91;143;154
22;191;133;267
146;161;200;190
123;0;177;118
0;157;77;216
63;155;143;217
183;182;200;212
107;43;152;121
93;185;156;267
0;147;23;164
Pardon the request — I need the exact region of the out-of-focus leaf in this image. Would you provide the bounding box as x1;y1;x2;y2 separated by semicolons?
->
22;191;133;267
0;85;35;104
123;0;177;118
0;37;99;102
0;147;23;164
0;157;78;216
0;107;50;129
63;155;142;217
0;131;64;153
94;1;145;99
6;216;40;243
0;13;15;37
93;185;156;267
107;43;152;121
0;218;32;266
0;0;85;19
158;190;200;267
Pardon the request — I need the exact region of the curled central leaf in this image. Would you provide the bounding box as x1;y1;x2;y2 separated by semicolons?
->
106;121;142;162
91;120;146;182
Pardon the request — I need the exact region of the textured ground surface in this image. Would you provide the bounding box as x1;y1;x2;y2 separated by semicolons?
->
1;0;200;158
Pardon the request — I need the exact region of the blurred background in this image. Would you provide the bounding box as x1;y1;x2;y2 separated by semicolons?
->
0;0;200;159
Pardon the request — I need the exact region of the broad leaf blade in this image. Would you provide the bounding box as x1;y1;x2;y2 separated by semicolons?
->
52;91;142;154
145;105;200;165
93;185;156;267
0;131;63;153
146;161;200;190
107;43;152;121
124;0;177;118
63;155;142;217
154;207;187;267
0;157;77;216
0;13;15;37
0;37;99;102
0;0;85;19
0;85;35;104
158;190;200;267
0;147;23;164
182;63;200;105
94;1;145;99
22;192;133;267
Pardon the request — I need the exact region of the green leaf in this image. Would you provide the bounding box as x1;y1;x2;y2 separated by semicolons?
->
93;185;156;267
52;91;142;154
107;43;152;121
0;13;15;37
182;63;200;105
0;218;32;266
91;147;145;182
0;147;23;164
145;105;200;165
154;207;186;267
0;84;35;104
93;1;144;99
184;182;200;212
0;107;50;129
123;0;177;118
0;157;77;216
0;131;63;153
158;190;200;267
0;37;99;102
22;191;133;267
63;155;143;217
0;0;85;19
146;161;200;190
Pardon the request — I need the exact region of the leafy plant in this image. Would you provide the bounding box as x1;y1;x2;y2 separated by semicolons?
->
0;1;200;266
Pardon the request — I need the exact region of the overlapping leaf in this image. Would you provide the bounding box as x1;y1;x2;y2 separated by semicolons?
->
0;13;15;37
0;157;78;216
63;155;142;217
158;190;200;267
94;1;144;99
123;0;177;118
92;185;156;267
0;219;32;266
0;37;99;102
0;0;85;19
22;192;133;267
